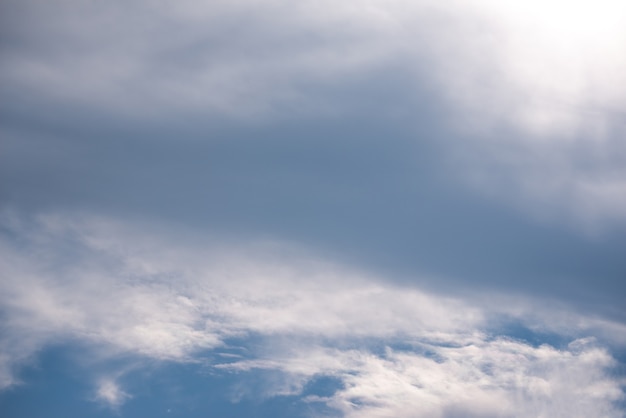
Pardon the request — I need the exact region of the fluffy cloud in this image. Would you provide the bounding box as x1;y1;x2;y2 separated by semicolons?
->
0;213;624;414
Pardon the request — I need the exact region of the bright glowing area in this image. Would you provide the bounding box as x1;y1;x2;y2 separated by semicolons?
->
484;0;626;39
450;0;626;136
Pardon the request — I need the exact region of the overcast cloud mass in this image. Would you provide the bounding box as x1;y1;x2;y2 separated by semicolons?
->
1;1;625;417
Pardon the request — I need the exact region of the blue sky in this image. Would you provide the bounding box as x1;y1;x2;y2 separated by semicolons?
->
1;0;626;417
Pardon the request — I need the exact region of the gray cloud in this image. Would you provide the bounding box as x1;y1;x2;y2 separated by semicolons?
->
3;0;625;128
2;112;625;315
2;0;626;230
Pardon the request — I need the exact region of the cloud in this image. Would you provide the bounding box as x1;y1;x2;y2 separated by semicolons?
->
2;0;626;232
3;0;625;130
2;2;625;415
432;0;626;135
0;0;402;119
0;212;483;364
329;338;623;418
0;212;624;415
218;338;624;418
95;378;131;409
445;130;626;230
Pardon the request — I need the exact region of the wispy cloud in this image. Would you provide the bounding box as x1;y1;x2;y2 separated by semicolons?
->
0;213;624;415
222;338;623;418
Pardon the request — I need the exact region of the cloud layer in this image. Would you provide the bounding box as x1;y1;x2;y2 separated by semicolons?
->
3;0;625;127
2;0;626;229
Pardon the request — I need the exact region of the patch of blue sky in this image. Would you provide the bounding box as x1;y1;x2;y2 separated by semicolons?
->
0;345;342;418
486;318;572;349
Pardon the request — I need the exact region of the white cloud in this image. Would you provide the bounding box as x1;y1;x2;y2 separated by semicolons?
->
337;338;623;418
219;338;624;418
0;212;624;415
432;0;626;135
0;212;483;363
95;377;131;408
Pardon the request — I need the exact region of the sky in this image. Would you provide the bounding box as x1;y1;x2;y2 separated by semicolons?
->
1;0;626;417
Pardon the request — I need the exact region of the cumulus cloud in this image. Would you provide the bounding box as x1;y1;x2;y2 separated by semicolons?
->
0;213;624;415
